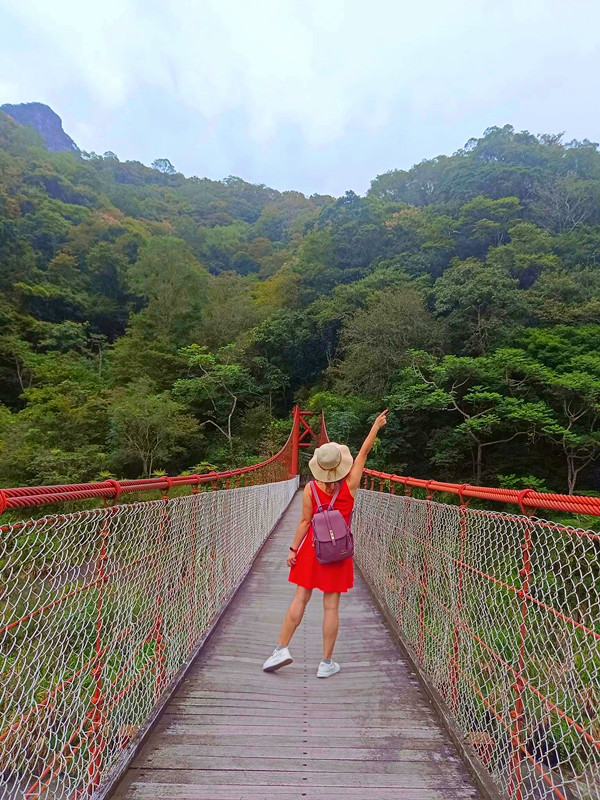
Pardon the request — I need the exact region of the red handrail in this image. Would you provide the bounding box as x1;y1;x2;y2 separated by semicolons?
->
363;469;600;517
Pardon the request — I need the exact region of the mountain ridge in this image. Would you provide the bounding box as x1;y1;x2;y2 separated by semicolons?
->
0;101;78;153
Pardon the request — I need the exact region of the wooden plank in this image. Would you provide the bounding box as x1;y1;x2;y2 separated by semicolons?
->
134;741;456;760
116;766;477;788
111;491;483;800
172;692;412;704
162;704;440;721
133;749;469;773
114;781;479;800
154;719;449;738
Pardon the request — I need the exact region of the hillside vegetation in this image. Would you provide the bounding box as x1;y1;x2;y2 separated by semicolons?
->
2;113;600;495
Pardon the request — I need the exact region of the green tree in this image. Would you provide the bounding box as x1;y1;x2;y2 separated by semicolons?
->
336;286;447;395
493;342;600;493
456;196;522;257
173;346;259;454
434;258;525;355
486;221;560;289
390;352;554;484
110;324;188;389
108;378;197;476
199;271;262;350
289;229;338;300
127;236;208;341
542;367;600;494
245;309;330;399
525;268;600;325
531;176;600;231
151;158;176;174
0;352;109;485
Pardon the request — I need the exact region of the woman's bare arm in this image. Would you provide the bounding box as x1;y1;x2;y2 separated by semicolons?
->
346;410;388;495
286;484;313;566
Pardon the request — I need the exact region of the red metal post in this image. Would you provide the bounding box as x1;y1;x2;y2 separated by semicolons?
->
290;406;300;476
153;496;168;700
418;485;435;662
508;494;535;800
87;509;111;791
450;488;469;713
187;481;200;652
397;485;411;629
318;411;329;446
297;412;317;448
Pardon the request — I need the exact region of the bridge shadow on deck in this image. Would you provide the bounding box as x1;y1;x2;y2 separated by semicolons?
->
113;492;483;800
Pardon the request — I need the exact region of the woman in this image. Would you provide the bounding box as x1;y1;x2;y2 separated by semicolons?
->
262;410;388;678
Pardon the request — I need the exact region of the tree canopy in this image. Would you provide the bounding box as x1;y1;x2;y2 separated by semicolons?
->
2;112;600;494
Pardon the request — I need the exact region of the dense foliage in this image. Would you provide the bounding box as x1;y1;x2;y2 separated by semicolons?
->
2;114;600;495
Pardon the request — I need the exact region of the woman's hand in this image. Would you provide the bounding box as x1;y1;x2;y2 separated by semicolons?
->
372;409;388;432
286;551;297;567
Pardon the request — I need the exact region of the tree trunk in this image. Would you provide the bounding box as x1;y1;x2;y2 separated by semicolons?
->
567;456;577;495
227;395;237;454
475;443;483;485
13;354;25;392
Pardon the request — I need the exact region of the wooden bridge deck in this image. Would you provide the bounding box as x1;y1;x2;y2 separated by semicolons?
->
113;492;483;800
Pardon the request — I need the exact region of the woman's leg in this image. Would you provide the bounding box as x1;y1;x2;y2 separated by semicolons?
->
322;592;341;658
278;586;312;646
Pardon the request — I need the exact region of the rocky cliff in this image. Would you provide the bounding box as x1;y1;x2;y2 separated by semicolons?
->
0;102;78;152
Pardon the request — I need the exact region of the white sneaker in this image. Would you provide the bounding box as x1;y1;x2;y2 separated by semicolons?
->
262;647;293;672
317;660;340;678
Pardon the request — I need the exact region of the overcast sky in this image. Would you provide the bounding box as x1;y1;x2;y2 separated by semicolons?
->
0;0;598;196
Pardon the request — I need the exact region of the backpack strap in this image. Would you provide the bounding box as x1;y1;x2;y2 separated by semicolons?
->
310;480;322;511
310;480;341;511
328;484;342;509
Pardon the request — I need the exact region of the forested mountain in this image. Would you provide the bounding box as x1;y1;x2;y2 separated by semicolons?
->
1;110;600;495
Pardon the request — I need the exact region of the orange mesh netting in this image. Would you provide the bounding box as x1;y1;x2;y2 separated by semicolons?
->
0;417;300;799
357;470;600;800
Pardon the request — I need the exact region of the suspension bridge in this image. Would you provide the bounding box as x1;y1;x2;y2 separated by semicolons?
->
0;409;598;800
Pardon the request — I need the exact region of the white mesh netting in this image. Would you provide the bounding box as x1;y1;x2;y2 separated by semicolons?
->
354;489;600;800
0;478;298;800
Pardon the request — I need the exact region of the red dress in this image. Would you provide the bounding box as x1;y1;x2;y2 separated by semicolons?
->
288;479;354;593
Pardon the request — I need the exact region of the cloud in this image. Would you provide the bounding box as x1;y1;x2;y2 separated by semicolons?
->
1;0;599;194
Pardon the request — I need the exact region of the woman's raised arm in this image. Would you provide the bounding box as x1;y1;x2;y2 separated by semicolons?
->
346;410;388;494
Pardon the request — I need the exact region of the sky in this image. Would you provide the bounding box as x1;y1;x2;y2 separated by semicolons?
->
0;0;599;197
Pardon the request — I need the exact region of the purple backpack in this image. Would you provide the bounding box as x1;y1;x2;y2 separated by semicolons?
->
310;481;354;565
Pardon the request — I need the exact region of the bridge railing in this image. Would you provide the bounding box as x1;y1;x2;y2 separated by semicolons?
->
0;417;301;800
357;469;600;800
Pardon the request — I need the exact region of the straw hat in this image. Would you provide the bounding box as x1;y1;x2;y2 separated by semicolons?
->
309;442;354;483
